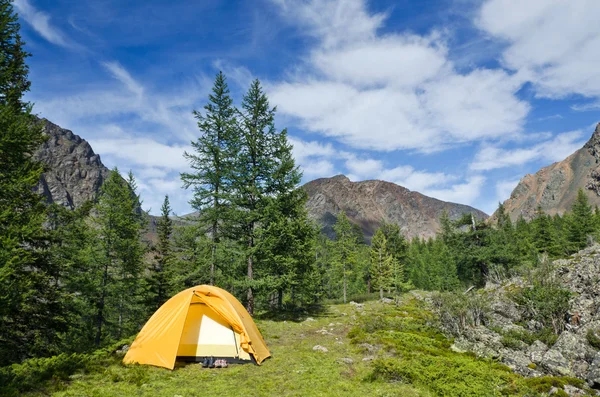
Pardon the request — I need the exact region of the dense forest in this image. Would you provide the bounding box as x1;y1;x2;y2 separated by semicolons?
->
1;0;599;375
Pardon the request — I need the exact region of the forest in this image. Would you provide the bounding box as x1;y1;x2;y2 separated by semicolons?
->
1;0;599;383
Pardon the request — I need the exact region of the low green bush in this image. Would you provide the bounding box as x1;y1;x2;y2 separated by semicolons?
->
587;329;600;350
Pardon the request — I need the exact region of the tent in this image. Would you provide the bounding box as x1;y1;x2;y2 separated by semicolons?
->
123;285;271;369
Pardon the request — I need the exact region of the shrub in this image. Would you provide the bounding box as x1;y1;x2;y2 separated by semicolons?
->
512;284;571;334
431;291;490;335
587;329;600;350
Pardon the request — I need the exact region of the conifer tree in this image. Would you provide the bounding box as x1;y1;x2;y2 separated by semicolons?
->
331;211;358;303
93;169;145;345
568;189;594;251
149;195;173;309
370;228;393;299
0;0;66;364
181;71;237;285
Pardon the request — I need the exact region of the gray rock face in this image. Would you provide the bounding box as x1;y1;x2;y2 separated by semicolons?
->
496;123;600;221
303;175;487;240
445;244;600;385
33;118;110;209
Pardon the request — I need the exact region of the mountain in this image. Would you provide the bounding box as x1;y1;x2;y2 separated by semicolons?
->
33;118;110;208
498;123;600;221
303;175;488;240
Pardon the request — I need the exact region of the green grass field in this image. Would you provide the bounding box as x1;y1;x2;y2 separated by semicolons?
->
11;295;593;397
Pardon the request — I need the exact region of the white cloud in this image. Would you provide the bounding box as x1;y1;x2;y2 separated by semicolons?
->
496;179;520;202
89;137;192;171
14;0;71;47
423;176;486;207
471;130;585;171
268;0;529;152
102;62;144;97
477;0;600;99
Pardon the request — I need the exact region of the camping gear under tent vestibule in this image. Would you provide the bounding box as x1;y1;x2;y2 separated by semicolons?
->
123;285;271;369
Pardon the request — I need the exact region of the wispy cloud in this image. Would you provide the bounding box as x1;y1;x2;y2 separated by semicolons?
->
268;0;529;153
470;130;586;171
102;62;145;97
14;0;73;48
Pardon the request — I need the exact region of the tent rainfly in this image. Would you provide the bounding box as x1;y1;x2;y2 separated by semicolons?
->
123;285;271;369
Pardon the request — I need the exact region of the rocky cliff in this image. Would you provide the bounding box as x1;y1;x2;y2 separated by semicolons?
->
446;245;600;391
498;123;600;221
303;175;488;240
33;118;110;208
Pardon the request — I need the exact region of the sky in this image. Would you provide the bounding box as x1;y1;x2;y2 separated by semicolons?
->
14;0;600;216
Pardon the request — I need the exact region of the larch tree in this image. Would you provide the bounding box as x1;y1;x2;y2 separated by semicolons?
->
149;195;173;310
181;71;237;286
370;228;393;299
332;211;358;304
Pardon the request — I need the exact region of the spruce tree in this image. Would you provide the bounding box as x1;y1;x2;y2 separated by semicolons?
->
93;168;145;345
229;79;283;314
568;189;594;252
331;211;358;303
370;228;393;299
0;0;65;364
181;71;237;285
149;195;173;309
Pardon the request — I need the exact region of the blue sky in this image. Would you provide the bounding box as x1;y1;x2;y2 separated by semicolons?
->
15;0;600;216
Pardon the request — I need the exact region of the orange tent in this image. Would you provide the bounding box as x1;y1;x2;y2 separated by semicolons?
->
123;285;270;369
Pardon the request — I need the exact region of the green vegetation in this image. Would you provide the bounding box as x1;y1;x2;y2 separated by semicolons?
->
587;329;600;350
7;299;594;397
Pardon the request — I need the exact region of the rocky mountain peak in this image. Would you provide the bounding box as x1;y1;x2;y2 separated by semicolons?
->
33;118;110;209
303;175;487;240
497;123;600;221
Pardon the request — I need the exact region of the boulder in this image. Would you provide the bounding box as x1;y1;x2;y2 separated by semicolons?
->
541;349;572;376
312;345;328;353
528;340;549;364
587;352;600;387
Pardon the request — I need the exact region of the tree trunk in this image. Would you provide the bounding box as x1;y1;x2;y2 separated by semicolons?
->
95;261;109;346
247;231;254;315
380;286;384;300
343;263;347;304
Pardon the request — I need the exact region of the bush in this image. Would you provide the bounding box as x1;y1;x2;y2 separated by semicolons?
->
587;329;600;350
431;291;490;335
512;284;571;334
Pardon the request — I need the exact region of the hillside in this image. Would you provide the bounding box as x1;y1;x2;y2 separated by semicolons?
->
304;175;488;240
498;123;600;221
11;295;596;397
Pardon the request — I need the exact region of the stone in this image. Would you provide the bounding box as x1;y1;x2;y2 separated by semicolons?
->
553;332;589;361
381;298;394;304
541;349;572;376
362;356;374;362
528;340;549;364
304;317;315;322
338;357;353;364
563;384;585;396
358;343;377;352
312;345;328;353
115;344;130;354
499;349;531;375
587;352;600;387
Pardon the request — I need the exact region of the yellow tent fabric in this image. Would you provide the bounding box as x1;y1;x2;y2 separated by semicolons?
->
123;285;270;369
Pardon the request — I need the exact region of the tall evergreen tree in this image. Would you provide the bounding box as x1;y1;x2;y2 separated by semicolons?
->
0;0;65;364
370;228;393;299
181;71;237;285
331;211;359;303
228;79;284;314
568;189;594;252
148;195;173;310
92;168;145;345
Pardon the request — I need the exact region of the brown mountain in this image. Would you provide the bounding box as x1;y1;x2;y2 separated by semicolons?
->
498;123;600;221
33;118;110;208
303;175;488;240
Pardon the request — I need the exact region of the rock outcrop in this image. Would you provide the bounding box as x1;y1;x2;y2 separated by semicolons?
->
451;245;600;388
303;175;488;240
498;123;600;221
33;118;110;208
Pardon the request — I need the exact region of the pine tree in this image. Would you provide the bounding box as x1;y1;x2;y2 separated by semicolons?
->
331;211;358;303
229;79;284;314
93;168;146;345
181;71;237;285
568;189;594;252
0;0;66;364
370;228;393;299
149;195;173;309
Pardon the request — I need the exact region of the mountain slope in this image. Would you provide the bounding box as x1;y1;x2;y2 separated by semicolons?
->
499;123;600;221
303;175;488;240
33;118;110;208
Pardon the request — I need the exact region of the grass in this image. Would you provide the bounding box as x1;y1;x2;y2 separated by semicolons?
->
8;295;595;397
